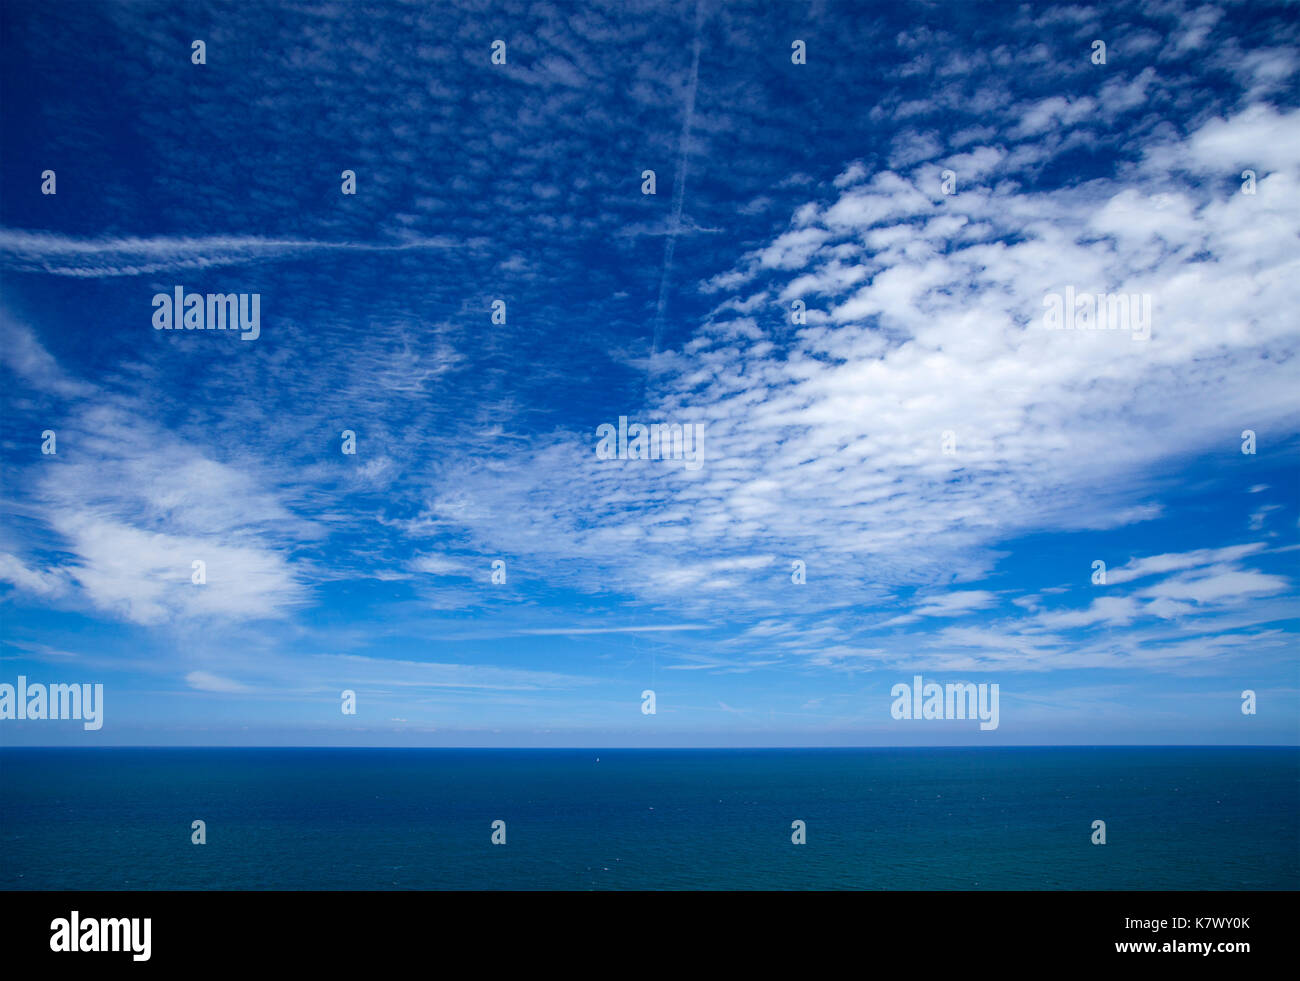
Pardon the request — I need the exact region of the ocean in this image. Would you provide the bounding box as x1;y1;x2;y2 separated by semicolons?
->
2;746;1296;890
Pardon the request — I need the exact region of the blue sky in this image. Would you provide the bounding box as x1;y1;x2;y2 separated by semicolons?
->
1;0;1297;746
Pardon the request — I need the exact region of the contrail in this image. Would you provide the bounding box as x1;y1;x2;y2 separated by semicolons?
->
0;229;461;278
646;0;706;391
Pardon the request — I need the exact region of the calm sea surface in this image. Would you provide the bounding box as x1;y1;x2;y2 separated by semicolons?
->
2;747;1295;889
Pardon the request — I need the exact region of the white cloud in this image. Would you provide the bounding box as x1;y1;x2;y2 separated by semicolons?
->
882;590;997;626
1136;568;1289;605
1106;545;1267;585
1035;596;1140;629
0;230;459;278
410;554;471;577
0;553;70;598
186;671;252;693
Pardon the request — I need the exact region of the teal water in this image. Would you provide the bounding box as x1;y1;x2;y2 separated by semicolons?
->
1;747;1296;889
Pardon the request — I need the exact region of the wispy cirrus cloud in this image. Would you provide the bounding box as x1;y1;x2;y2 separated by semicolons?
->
0;230;462;278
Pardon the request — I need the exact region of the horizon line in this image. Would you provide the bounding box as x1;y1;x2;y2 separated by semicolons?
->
3;743;1296;750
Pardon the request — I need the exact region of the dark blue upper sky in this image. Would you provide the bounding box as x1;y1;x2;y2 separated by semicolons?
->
1;0;1298;745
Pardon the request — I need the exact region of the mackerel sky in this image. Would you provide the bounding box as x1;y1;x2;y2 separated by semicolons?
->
1;0;1297;746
